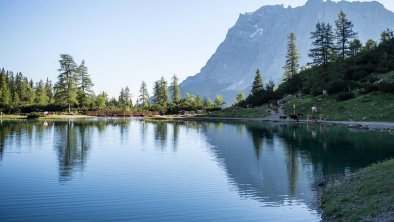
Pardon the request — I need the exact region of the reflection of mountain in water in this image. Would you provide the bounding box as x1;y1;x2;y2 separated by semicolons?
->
202;122;394;208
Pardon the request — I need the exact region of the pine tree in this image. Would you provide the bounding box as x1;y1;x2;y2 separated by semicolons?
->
309;22;336;67
309;22;336;83
284;32;299;80
251;69;263;96
139;81;150;109
153;81;160;105
77;60;94;108
124;86;132;107
335;10;357;59
349;39;362;56
158;77;168;108
0;69;12;109
170;74;180;104
54;54;79;112
45;78;54;104
35;80;49;105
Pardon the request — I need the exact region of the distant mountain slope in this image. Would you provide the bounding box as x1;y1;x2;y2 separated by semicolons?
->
179;0;394;103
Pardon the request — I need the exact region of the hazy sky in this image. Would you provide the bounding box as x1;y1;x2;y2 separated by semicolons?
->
1;0;393;98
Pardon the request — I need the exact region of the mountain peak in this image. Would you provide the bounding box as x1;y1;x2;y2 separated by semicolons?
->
179;0;394;103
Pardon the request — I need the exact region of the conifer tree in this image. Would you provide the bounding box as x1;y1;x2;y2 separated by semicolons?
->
0;69;11;108
251;69;263;96
54;54;79;112
45;78;54;104
35;80;49;105
349;39;362;56
309;22;336;68
335;10;357;59
139;81;150;109
77;60;94;108
170;74;180;104
158;77;169;108
284;32;299;80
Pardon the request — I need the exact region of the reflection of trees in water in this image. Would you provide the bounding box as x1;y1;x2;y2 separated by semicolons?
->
172;122;180;152
154;121;168;149
54;119;132;182
54;121;90;182
201;121;394;209
0;121;52;161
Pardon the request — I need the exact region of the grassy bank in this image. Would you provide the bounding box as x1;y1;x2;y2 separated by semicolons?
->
0;114;90;120
206;105;270;118
321;159;394;221
282;92;394;121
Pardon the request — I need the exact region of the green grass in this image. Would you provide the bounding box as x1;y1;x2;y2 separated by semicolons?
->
322;159;394;222
207;105;269;118
283;92;394;121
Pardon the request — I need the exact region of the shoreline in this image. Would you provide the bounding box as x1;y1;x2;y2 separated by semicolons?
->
167;115;394;131
1;114;394;131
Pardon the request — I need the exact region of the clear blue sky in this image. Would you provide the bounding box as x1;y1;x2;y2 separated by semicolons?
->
1;0;393;98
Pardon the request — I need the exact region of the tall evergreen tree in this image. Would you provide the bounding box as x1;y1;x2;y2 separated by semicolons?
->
349;39;362;56
284;32;299;80
335;10;357;59
0;69;11;108
124;86;132;107
35;80;49;105
54;54;80;112
45;78;54;104
153;81;160;105
251;69;263;96
309;22;336;67
138;81;150;109
158;77;168;107
170;74;180;104
77;60;94;108
309;22;336;82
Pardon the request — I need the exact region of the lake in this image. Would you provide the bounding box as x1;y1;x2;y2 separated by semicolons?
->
0;119;394;221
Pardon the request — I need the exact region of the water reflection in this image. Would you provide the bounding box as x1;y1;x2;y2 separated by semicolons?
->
202;122;394;209
53;121;92;182
0;119;393;211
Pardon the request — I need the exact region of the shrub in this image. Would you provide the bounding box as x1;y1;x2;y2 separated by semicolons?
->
336;92;354;101
27;112;44;119
327;80;348;94
378;80;394;93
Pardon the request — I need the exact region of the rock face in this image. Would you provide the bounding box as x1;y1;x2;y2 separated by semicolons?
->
179;0;394;104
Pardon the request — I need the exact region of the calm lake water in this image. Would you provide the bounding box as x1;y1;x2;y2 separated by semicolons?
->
1;119;394;221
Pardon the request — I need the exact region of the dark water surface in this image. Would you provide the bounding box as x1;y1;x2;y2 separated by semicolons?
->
1;119;394;221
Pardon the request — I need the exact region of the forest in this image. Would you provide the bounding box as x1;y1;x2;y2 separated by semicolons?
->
0;56;224;114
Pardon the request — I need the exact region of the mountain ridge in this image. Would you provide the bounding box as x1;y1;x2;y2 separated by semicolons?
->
179;0;394;103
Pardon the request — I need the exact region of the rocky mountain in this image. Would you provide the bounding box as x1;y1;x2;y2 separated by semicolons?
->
179;0;394;104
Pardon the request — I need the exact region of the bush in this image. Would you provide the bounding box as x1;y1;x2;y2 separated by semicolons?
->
378;80;394;93
336;92;354;101
27;112;44;119
327;80;348;94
